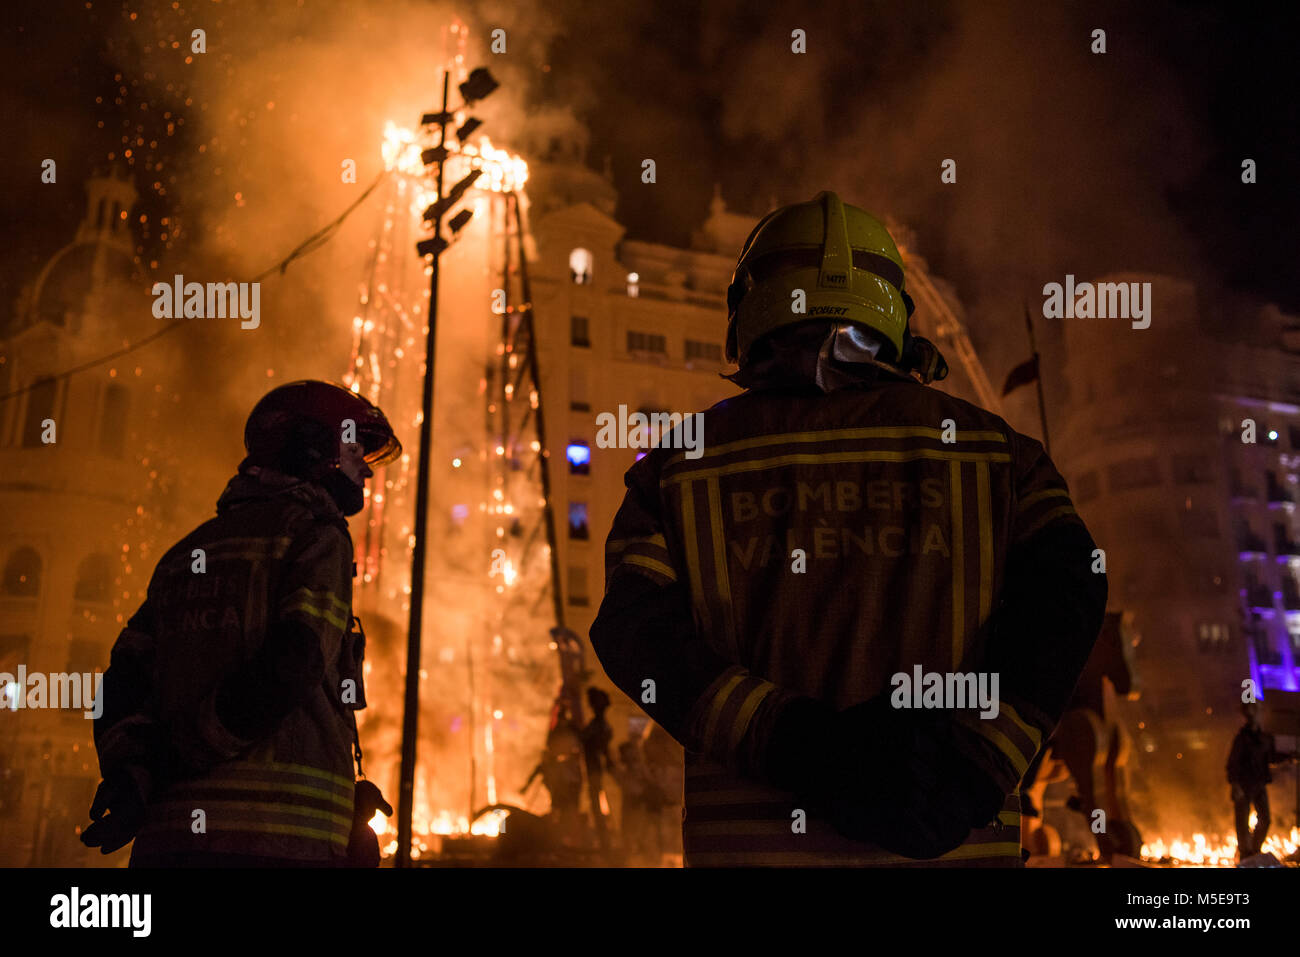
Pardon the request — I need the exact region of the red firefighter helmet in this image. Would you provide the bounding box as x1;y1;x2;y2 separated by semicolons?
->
243;380;402;478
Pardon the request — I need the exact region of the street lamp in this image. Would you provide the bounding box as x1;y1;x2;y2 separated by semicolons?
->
396;66;497;869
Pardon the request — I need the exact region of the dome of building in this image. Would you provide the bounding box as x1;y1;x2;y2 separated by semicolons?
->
27;241;136;329
10;169;140;337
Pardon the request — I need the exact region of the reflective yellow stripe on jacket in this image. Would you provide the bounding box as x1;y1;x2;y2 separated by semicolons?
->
131;760;355;862
280;587;351;631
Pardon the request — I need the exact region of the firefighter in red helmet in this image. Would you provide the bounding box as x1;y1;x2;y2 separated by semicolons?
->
83;381;400;866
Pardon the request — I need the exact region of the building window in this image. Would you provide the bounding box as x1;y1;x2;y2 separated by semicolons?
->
568;502;589;540
685;339;723;364
1275;522;1299;555
1196;622;1231;653
0;635;30;711
567;565;589;606
22;378;58;448
65;638;104;675
570;366;589;412
99;384;129;458
2;547;42;597
1288;616;1300;656
566;442;591;475
626;272;639;298
1074;470;1100;504
1284;573;1300;611
1106;457;1161;491
1242;564;1271;609
1229;466;1258;500
571;315;590;348
1249;618;1283;665
627;330;667;355
1266;470;1295;505
569;248;593;285
74;554;112;603
1170;454;1214;484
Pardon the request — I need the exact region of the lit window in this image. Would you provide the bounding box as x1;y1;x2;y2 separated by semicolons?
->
626;272;639;298
567;443;591;475
568;502;589;540
569;248;593;285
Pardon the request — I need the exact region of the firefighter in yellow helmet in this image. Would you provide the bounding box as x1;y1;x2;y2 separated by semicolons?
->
82;381;400;866
591;192;1108;865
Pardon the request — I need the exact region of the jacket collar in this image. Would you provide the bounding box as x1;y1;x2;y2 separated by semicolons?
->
216;463;347;523
726;321;911;394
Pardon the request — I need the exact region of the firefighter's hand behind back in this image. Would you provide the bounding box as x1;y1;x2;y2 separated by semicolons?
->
766;692;1005;859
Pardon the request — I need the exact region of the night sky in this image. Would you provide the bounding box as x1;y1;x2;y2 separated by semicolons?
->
3;0;1297;386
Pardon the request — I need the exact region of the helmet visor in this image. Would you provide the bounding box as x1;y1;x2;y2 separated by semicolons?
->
360;429;403;467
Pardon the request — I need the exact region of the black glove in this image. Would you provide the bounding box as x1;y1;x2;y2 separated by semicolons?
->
346;780;393;868
81;768;150;855
765;693;1005;859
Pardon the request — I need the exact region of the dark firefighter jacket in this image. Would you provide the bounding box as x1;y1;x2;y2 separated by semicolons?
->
94;466;365;864
591;372;1108;866
1227;725;1286;789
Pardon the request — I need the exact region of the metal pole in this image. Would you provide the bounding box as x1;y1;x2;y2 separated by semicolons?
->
1023;302;1051;457
510;191;565;629
396;69;450;868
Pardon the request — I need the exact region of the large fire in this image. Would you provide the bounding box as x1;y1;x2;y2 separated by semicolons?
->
1141;823;1300;867
381;120;528;216
350;117;540;861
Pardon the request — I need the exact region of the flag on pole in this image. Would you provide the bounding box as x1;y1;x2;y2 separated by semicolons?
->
1001;353;1040;397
